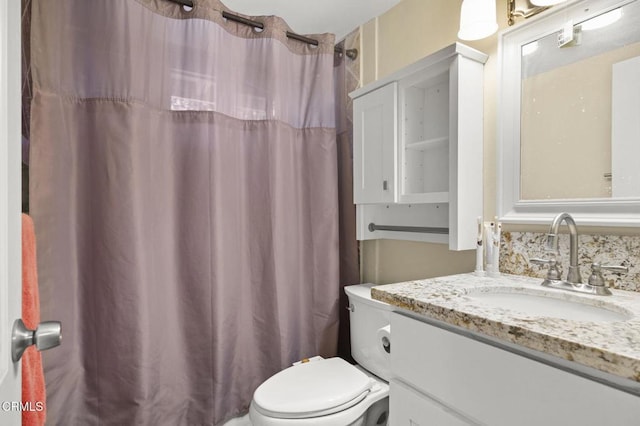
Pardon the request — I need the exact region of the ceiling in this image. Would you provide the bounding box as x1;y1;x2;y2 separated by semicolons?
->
222;0;403;41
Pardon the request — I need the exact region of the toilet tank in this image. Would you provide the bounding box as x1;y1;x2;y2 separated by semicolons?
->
344;283;392;381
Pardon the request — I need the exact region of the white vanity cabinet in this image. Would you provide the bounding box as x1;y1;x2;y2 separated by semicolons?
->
351;43;487;250
389;311;640;425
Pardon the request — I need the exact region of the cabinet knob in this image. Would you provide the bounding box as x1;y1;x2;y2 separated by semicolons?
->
382;180;388;191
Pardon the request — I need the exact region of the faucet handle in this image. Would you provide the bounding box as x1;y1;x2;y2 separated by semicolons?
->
530;257;562;281
588;263;628;288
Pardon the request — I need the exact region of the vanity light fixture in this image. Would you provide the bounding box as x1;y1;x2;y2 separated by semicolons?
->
507;0;569;26
458;0;499;40
530;0;567;5
459;0;571;40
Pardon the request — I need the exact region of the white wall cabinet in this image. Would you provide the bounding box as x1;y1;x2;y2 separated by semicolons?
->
390;311;640;425
350;43;487;250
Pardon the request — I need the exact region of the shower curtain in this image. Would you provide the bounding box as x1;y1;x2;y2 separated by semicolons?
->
29;0;341;424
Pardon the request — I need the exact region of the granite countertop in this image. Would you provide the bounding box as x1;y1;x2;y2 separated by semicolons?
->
371;273;640;383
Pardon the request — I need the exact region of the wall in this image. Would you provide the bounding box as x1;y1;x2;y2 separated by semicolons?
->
359;0;509;284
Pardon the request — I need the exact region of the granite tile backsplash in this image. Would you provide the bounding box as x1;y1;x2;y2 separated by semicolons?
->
500;232;640;292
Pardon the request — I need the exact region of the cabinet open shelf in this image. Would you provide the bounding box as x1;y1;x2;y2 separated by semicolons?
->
399;64;451;202
405;137;448;151
399;191;448;204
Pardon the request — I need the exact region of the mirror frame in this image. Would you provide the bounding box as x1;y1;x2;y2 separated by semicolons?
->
497;0;640;226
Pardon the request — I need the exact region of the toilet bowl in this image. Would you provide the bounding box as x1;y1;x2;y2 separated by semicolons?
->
249;284;392;425
249;358;388;425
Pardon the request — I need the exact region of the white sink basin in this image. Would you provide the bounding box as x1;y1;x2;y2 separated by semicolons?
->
468;289;632;323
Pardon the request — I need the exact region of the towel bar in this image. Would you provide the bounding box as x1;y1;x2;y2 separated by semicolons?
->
368;223;449;234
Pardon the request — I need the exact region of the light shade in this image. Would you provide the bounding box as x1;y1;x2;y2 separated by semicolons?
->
458;0;498;41
581;8;622;30
530;0;568;6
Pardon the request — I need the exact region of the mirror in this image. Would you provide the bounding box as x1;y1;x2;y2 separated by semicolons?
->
498;0;640;226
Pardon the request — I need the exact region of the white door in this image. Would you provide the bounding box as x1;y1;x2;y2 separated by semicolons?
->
1;1;26;424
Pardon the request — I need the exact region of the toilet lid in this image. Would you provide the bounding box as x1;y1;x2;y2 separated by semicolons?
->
252;357;373;419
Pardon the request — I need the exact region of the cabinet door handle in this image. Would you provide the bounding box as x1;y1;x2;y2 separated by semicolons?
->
382;180;388;191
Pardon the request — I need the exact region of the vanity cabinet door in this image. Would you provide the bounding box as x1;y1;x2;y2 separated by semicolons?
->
353;82;397;204
390;379;475;426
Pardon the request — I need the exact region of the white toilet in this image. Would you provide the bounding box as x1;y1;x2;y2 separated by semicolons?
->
249;283;392;425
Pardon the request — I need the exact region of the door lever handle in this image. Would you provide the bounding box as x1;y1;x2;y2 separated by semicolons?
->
12;319;62;362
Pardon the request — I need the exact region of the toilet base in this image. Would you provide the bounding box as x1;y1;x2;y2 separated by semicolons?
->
249;394;388;426
363;398;389;426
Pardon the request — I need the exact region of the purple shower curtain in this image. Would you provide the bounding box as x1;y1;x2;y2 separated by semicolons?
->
30;0;340;424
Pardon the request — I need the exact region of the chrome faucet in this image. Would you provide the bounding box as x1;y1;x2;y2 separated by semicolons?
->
530;212;628;296
544;212;582;285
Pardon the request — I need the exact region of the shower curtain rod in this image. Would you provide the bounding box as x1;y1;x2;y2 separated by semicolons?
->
168;0;359;60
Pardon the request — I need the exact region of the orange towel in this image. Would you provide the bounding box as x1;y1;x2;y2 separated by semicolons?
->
21;214;46;426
